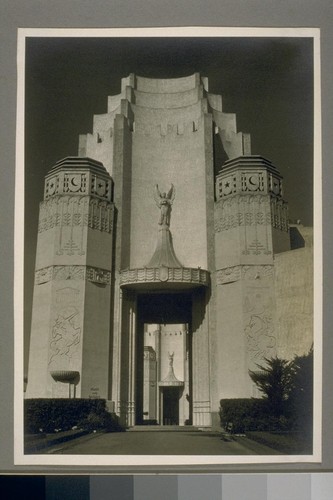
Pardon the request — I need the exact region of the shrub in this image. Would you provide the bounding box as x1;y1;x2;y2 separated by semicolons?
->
220;398;266;433
25;399;124;434
219;398;291;433
78;411;124;432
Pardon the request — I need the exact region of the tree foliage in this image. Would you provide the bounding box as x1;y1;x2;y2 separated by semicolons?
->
249;347;313;427
288;345;314;431
249;357;294;416
220;348;313;435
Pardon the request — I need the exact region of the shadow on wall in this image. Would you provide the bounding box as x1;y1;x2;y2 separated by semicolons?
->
289;226;305;250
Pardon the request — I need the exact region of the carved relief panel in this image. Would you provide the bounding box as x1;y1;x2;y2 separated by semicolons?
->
241;171;265;192
271;197;289;232
38;196;114;256
44;168;112;202
243;284;277;369
269;173;282;197
55;196;87;256
64;173;87;194
216;174;237;198
215;195;273;256
91;174;111;199
216;169;266;199
48;286;83;371
45;175;59;198
216;264;273;284
35;265;111;285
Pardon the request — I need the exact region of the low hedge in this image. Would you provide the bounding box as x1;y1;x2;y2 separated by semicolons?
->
25;398;124;434
219;398;289;433
78;410;124;433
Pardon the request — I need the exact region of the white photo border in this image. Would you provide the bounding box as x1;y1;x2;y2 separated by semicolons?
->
14;26;322;468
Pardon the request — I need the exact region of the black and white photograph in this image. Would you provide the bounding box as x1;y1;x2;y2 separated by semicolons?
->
15;27;321;467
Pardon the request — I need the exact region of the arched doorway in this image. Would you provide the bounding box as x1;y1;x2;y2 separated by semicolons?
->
135;292;192;426
117;271;211;428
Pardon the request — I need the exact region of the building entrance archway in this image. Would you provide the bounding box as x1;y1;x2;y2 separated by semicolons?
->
135;292;192;426
118;287;211;428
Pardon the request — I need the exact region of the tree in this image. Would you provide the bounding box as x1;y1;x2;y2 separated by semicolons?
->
249;357;294;417
249;348;314;433
288;346;314;431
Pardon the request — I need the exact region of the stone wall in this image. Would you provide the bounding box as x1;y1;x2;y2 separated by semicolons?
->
130;102;209;269
275;225;313;359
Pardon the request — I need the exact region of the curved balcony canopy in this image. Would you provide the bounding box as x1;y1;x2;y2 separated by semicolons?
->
120;224;209;291
120;266;209;291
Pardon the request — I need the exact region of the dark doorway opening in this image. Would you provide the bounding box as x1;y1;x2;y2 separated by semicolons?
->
137;292;192;324
162;387;180;425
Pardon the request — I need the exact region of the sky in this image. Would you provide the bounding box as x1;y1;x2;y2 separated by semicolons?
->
23;35;314;369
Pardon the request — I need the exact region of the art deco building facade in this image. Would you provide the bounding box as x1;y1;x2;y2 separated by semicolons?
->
26;73;313;428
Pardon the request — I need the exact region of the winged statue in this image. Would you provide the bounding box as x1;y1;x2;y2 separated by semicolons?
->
168;351;175;367
153;183;176;226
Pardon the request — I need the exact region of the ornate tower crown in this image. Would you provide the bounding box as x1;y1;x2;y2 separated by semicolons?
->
215;155;283;200
44;157;113;202
214;154;290;267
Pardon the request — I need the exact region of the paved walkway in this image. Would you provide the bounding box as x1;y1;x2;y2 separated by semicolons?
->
44;429;281;455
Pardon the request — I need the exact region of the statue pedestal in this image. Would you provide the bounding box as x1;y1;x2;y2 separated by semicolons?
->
148;225;183;268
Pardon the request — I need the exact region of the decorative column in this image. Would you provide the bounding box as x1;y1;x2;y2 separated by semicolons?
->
143;347;157;421
214;155;290;400
183;323;191;425
128;291;137;427
26;157;114;400
117;289;137;426
192;287;211;427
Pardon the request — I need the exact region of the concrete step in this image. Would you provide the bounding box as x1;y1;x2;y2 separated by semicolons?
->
128;425;201;432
